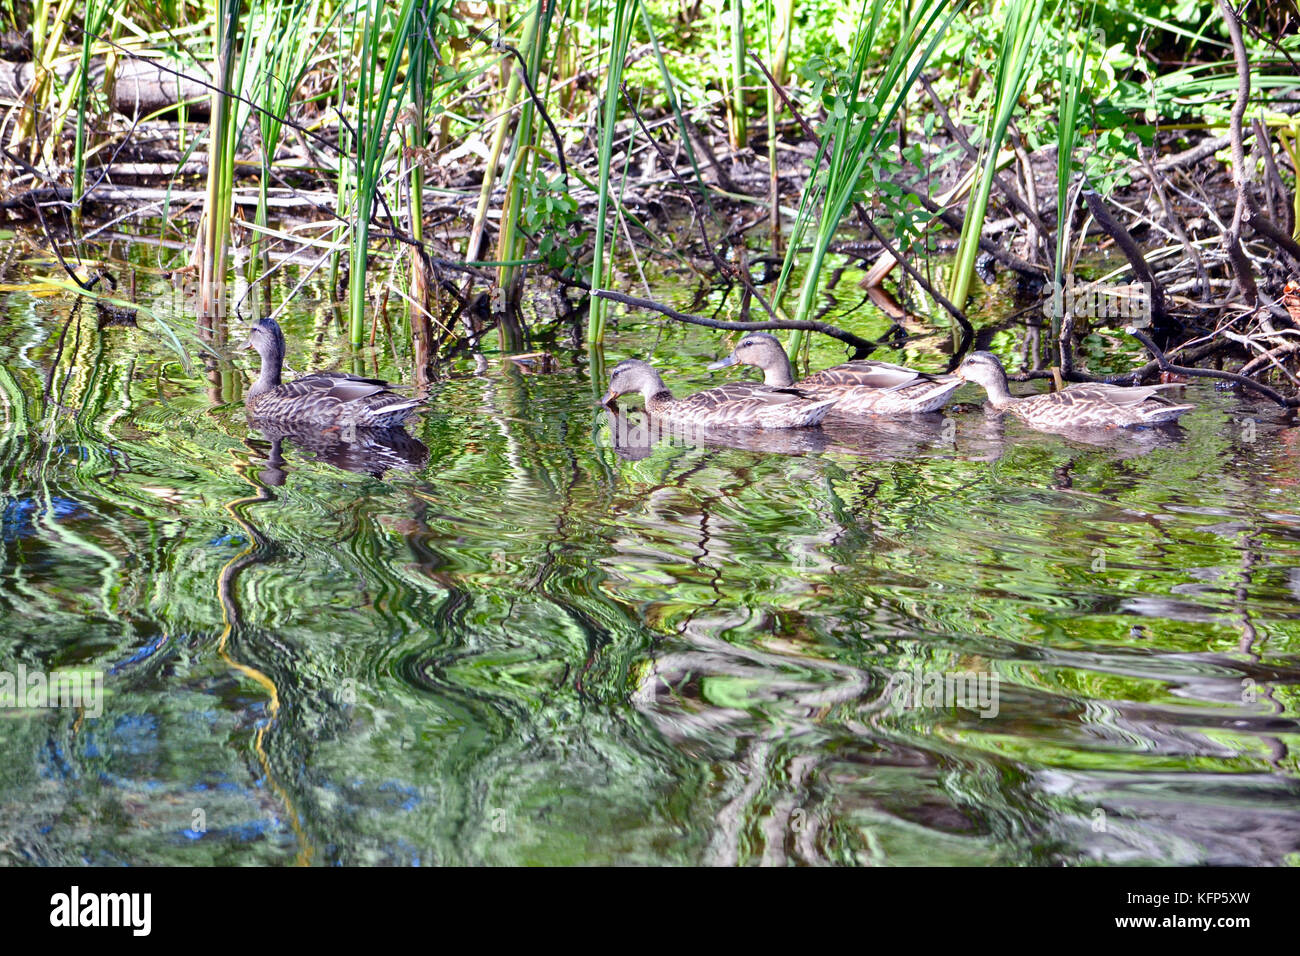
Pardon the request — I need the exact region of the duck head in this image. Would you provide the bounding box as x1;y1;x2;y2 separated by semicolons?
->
707;332;795;387
241;317;286;362
955;351;1014;405
600;359;671;407
241;317;286;392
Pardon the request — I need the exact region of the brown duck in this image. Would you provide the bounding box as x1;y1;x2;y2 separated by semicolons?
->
242;317;422;427
600;358;835;429
956;351;1194;429
708;332;961;415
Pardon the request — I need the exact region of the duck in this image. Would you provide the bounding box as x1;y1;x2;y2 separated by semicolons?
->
600;358;835;429
241;317;422;427
707;332;961;415
955;351;1194;429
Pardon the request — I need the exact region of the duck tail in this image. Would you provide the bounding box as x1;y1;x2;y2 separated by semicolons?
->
915;378;964;412
1140;402;1194;424
373;398;424;423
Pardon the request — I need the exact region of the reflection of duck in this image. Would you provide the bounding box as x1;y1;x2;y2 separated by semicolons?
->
599;408;830;460
708;333;961;415
956;351;1194;430
249;424;429;483
242;318;422;427
600;358;834;429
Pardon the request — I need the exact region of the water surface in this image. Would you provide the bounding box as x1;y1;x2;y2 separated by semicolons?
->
1;246;1297;865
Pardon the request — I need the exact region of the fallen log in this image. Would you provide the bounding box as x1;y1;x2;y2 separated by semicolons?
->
0;56;211;118
1;183;334;213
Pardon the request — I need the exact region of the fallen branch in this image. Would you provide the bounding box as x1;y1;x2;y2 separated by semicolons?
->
592;288;876;355
1083;189;1168;331
1128;325;1298;408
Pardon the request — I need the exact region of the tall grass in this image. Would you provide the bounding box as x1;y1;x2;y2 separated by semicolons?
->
586;0;641;347
248;0;326;284
1052;0;1093;335
465;4;537;268
69;0;117;223
198;0;243;319
947;0;1047;311
764;0;794;245
496;1;552;307
344;0;424;346
13;0;77;158
727;0;747;149
777;0;963;355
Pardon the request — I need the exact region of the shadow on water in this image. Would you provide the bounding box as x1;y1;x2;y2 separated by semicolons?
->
0;248;1297;865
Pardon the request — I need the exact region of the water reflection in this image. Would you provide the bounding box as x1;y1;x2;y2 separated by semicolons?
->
248;425;430;483
0;265;1297;866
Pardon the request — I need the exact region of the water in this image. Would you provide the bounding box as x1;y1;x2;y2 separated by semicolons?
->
1;245;1298;866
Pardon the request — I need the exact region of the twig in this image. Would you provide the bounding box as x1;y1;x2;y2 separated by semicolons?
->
492;38;568;179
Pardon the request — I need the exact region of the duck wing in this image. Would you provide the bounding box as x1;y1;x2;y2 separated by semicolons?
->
670;382;832;428
802;360;949;391
293;371;407;402
694;382;818;407
251;371;421;426
1061;381;1184;407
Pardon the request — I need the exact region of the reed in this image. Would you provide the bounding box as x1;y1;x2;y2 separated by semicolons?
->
464;5;536;271
248;0;326;284
778;0;963;355
68;0;117;224
727;0;747;149
947;0;1047;311
1052;0;1093;335
198;0;243;320
345;0;424;347
586;0;641;347
496;1;552;310
764;0;794;246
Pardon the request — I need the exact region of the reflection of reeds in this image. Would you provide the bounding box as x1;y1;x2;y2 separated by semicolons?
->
216;459;314;865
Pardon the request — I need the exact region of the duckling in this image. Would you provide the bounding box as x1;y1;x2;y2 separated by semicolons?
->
600;358;835;429
956;351;1194;429
242;317;422;427
708;332;961;415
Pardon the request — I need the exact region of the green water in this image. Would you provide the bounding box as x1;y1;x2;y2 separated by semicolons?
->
1;248;1298;866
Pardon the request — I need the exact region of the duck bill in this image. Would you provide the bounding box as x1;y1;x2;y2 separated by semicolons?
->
707;354;739;371
598;390;618;408
239;335;255;351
